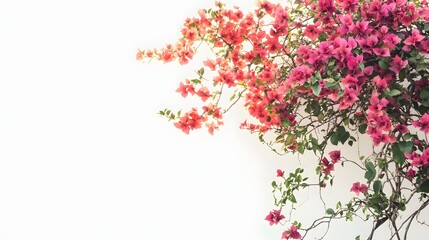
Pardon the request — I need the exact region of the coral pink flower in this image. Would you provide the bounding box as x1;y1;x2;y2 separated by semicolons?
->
176;81;195;97
196;87;211;102
265;209;285;226
304;24;319;41
136;51;143;61
203;59;217;71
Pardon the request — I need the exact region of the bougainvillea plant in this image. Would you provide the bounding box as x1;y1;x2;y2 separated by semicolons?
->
137;0;429;239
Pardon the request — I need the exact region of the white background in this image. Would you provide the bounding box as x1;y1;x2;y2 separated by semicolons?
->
0;0;427;239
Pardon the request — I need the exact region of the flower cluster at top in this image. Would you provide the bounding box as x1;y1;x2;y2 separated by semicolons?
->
139;0;428;150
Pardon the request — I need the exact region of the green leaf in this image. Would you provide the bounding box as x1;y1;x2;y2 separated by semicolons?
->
399;69;406;81
330;133;339;145
272;181;277;188
378;60;389;70
420;88;429;107
392;143;406;165
326;208;335;215
419;180;429;193
289;194;297;203
336;201;342;209
281;119;291;127
398;141;413;154
312;84;321;96
325;81;338;89
403;133;412;140
365;161;376;182
315;71;322;80
358;124;367;134
341;131;350;144
385;89;401;97
373;180;382;194
355;235;361;240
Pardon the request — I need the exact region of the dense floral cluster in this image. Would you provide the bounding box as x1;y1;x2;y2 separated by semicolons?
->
139;0;429;239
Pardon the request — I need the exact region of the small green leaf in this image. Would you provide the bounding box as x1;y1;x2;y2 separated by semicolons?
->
325;81;338;89
365;162;376;182
385;89;401;97
419;180;429;193
396;33;405;39
289;194;297;203
340;131;350;144
378;60;389;70
403;133;412;140
398;141;413;154
358;124;367;134
420;88;429;107
315;72;322;80
312;84;321;96
336;201;342;209
272;181;277;188
392;143;406;165
326;208;335;215
330;133;339;146
399;69;406;81
373;180;382;194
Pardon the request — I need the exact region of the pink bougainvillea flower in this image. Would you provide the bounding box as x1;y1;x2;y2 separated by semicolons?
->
389;55;408;74
396;124;409;134
203;58;217;70
304;24;319;41
350;182;368;196
196;87;211;102
407;168;416;179
282;224;302;239
176;80;195;97
372;76;388;90
338;88;359;110
265;209;285;226
412;113;429;133
277;169;284;177
404;29;425;47
329;150;341;163
383;33;401;50
136;51;143;61
205;121;221;135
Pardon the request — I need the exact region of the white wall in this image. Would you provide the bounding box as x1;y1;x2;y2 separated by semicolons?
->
0;0;427;239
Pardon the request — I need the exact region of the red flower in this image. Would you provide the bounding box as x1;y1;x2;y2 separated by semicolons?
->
277;169;284;177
